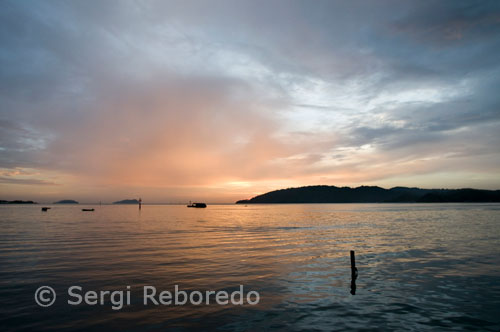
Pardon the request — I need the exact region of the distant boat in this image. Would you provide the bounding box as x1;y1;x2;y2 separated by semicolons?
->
187;202;207;208
82;208;95;212
41;207;51;212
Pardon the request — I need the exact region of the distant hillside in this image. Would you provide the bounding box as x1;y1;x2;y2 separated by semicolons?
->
54;199;79;204
236;186;500;204
0;200;37;204
113;199;139;204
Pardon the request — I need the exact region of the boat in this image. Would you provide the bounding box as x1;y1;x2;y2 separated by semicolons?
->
41;207;51;212
82;208;95;212
187;202;207;208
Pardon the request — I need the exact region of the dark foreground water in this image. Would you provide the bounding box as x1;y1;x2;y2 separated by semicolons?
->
1;203;499;331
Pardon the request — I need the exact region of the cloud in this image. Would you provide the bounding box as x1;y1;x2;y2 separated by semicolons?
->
1;0;500;202
391;1;500;44
0;177;57;186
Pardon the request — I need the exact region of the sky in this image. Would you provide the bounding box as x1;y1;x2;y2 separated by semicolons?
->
1;0;500;203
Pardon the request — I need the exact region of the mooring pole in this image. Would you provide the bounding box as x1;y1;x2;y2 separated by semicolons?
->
350;250;358;295
350;250;356;270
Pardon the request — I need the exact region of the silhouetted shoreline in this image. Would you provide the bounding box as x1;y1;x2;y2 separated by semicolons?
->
54;200;79;204
113;199;140;204
236;185;500;204
0;200;37;204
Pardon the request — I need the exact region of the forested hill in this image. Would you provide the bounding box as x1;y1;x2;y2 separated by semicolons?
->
236;186;500;204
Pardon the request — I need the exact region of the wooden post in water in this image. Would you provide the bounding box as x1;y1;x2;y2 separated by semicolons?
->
350;250;358;295
350;250;356;271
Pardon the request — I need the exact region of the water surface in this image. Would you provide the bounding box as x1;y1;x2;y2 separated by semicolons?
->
1;203;499;331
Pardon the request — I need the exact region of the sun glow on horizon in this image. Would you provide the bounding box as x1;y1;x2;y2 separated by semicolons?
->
1;2;500;202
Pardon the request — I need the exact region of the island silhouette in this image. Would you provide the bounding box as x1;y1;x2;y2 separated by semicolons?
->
54;199;79;204
236;185;500;204
113;199;140;204
0;200;37;204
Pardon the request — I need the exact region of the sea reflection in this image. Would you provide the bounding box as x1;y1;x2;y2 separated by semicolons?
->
0;203;499;331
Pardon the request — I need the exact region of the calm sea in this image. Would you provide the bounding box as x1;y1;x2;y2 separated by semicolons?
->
1;203;499;331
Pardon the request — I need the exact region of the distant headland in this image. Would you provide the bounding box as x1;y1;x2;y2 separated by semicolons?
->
113;199;140;204
0;200;37;204
54;199;79;204
236;185;500;204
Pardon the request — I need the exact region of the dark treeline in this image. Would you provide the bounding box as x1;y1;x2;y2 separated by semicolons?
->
236;186;500;204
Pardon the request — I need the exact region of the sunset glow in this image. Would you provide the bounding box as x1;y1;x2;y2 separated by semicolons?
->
1;1;499;203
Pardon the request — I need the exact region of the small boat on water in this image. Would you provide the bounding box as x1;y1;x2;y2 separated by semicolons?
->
82;208;95;212
187;202;207;208
41;207;51;212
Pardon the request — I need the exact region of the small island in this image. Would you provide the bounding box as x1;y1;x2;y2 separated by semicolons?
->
113;199;140;204
236;185;500;204
0;200;37;204
54;199;79;204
